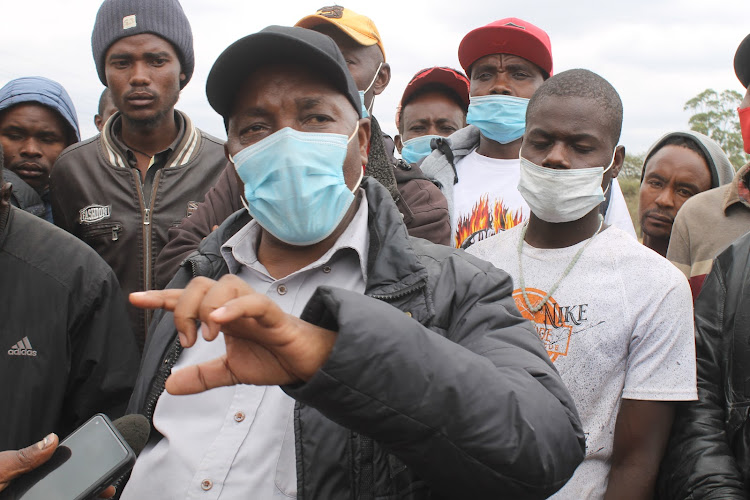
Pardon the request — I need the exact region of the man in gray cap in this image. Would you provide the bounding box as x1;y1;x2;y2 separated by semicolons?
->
120;25;584;500
50;0;226;350
0;76;80;222
638;131;734;258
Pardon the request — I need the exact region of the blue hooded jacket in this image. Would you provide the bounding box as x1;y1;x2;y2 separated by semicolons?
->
0;76;80;222
0;76;80;143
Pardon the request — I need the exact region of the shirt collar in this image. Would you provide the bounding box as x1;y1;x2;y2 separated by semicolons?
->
221;190;370;282
723;162;750;212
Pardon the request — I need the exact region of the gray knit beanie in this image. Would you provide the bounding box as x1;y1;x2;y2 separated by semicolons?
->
92;0;194;88
641;130;736;189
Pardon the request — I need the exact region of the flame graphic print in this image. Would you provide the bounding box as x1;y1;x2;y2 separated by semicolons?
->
454;195;525;248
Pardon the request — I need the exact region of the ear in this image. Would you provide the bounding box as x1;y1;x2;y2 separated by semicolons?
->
180;72;186;83
611;145;625;179
94;115;104;132
394;134;403;153
357;118;371;166
373;62;391;96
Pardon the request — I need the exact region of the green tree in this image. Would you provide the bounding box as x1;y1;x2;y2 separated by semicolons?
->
620;152;646;179
684;88;748;169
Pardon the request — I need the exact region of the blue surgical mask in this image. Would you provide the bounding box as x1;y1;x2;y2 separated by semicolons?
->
466;94;529;144
358;62;382;118
230;124;362;246
400;134;441;164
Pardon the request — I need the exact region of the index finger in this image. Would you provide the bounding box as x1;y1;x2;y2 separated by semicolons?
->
130;289;184;311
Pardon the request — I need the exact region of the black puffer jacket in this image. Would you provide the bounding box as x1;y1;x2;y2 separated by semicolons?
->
657;230;750;499
0;206;139;451
126;178;584;499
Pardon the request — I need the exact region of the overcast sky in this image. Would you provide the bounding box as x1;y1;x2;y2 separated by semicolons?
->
1;0;747;154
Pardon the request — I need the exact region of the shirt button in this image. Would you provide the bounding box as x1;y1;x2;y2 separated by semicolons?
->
277;284;287;295
234;411;245;423
322;265;332;273
201;479;213;491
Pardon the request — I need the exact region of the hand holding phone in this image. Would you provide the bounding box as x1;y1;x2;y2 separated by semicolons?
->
1;414;139;500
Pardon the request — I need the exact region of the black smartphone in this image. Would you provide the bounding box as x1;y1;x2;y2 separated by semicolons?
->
2;414;136;500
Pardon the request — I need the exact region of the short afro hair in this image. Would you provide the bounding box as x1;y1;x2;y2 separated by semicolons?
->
527;68;623;144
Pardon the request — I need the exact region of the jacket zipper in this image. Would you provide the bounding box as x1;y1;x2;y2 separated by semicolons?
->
143;257;199;423
132;169;163;336
369;281;427;302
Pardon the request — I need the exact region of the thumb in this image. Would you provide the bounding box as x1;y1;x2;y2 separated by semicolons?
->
0;433;58;490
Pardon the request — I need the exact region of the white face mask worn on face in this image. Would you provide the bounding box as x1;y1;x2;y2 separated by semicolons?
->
358;62;382;119
517;149;617;223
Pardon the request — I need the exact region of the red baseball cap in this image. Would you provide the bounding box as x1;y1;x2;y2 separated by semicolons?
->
458;18;552;77
396;67;470;129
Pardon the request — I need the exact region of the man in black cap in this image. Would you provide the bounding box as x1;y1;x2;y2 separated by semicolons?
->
49;0;227;350
120;25;584;500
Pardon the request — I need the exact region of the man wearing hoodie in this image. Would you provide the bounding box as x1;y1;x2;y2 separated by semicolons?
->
669;37;750;299
420;18;635;249
638;131;734;257
0;77;80;223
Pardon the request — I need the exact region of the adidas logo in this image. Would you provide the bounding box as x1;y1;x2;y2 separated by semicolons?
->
8;337;37;357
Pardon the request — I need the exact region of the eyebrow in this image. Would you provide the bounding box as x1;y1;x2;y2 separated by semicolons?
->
675;181;702;192
108;51;172;60
241;106;271;118
644;171;667;182
296;97;326;111
505;62;533;72
526;129;601;143
472;63;496;75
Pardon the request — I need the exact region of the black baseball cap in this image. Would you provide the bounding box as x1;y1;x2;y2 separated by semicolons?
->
734;33;750;88
206;25;362;120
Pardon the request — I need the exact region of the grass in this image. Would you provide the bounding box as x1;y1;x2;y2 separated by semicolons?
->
618;177;641;237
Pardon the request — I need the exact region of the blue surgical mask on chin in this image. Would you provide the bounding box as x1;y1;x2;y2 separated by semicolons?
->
230;123;362;246
358;62;383;118
400;134;441;164
466;94;529;144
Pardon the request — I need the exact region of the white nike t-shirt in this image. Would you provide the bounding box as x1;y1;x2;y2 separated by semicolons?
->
468;225;696;499
451;151;636;249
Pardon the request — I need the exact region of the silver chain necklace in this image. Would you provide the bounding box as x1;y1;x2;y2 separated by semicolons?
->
518;215;604;313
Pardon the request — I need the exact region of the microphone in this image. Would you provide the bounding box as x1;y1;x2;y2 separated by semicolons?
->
112;414;150;457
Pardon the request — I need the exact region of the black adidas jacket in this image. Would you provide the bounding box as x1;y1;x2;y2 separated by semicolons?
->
0;206;140;451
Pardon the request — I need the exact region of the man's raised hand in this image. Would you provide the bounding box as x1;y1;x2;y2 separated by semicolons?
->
130;275;336;394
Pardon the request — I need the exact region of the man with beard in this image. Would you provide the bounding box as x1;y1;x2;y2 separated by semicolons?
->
0;76;80;222
50;0;226;350
638;131;733;257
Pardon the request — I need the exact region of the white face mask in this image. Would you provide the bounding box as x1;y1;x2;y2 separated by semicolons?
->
358;62;382;118
517;150;616;223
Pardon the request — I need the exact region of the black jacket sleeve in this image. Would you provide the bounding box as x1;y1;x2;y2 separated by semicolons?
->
286;257;585;499
657;259;746;499
61;264;141;437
